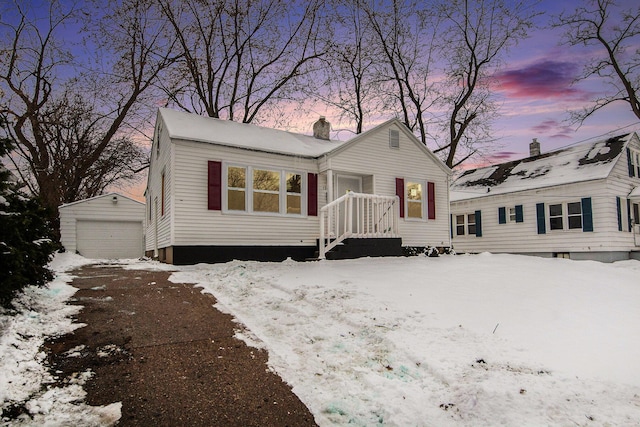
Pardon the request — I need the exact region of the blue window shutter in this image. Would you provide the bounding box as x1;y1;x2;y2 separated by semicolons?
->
498;207;506;224
475;210;482;237
582;197;593;232
627;198;633;232
536;203;546;234
515;205;524;223
627;148;636;177
616;197;622;231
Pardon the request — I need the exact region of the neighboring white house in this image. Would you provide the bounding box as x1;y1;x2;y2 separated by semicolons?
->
144;108;452;264
59;193;146;259
450;132;640;262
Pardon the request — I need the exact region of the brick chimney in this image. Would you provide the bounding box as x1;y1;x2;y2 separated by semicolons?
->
529;138;541;157
313;116;330;140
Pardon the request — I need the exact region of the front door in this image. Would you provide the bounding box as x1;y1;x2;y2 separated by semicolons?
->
336;175;362;235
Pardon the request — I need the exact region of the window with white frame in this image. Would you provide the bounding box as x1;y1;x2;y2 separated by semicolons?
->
508;207;517;222
567;202;582;229
227;166;247;211
549;202;582;230
467;213;476;235
455;213;477;236
549;204;563;230
406;181;423;219
225;165;305;215
253;169;280;213
286;172;302;214
456;214;465;235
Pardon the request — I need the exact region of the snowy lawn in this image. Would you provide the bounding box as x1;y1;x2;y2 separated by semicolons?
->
2;252;640;426
170;253;640;426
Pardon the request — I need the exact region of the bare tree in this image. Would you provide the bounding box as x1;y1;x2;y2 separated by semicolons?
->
315;0;379;135
556;0;640;122
434;0;537;168
157;0;328;124
0;0;176;223
361;0;440;144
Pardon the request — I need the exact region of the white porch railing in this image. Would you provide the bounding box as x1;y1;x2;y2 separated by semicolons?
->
319;192;400;259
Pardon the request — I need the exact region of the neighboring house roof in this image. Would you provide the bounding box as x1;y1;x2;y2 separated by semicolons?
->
159;108;346;158
59;192;144;209
451;132;635;202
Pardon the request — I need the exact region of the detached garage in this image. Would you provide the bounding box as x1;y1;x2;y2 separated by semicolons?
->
59;193;146;259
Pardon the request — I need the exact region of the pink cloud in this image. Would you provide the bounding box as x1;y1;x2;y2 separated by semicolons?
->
494;60;590;100
531;119;574;139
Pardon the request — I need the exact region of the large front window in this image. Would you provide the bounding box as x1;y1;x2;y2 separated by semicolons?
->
225;164;305;215
407;182;423;219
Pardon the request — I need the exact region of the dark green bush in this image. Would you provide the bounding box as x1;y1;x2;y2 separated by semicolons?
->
0;131;55;309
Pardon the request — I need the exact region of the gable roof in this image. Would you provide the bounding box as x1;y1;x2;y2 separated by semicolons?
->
159;108;346;158
324;118;452;175
59;192;144;209
451;132;636;202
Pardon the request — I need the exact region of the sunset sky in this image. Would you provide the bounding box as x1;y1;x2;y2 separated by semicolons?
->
106;0;640;200
476;0;639;162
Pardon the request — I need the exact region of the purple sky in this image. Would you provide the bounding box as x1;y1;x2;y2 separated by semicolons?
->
479;0;639;165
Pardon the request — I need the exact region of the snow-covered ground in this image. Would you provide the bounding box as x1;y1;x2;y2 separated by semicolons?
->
0;253;121;426
171;254;640;426
2;252;640;426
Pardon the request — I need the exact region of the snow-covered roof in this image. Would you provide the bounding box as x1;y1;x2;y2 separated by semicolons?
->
159;108;347;158
59;192;144;209
451;132;635;201
630;186;640;199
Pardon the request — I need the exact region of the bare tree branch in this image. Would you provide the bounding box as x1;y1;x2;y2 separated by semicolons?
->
556;0;640;122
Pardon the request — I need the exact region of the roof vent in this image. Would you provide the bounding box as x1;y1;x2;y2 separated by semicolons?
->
530;138;541;157
313;116;330;140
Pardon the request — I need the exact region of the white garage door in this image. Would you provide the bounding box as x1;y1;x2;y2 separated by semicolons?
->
76;220;143;259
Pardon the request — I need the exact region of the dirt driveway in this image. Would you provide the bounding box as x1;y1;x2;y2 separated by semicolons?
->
46;264;317;426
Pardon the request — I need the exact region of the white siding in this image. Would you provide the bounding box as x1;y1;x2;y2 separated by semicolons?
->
452;174;640;255
144;118;174;253
59;193;145;257
172;140;320;246
325;123;451;247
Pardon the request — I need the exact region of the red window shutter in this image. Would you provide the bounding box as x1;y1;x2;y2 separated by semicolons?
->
427;181;436;220
395;178;405;218
308;173;318;216
207;161;222;210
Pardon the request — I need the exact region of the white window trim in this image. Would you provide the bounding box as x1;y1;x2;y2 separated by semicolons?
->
405;179;426;221
548;201;583;231
454;212;478;237
508;207;517;222
222;162;307;217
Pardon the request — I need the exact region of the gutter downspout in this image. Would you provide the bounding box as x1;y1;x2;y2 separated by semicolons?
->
447;175;453;251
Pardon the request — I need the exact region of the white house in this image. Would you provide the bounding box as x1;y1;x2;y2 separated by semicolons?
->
144;108;452;264
450;132;640;262
59;192;145;259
